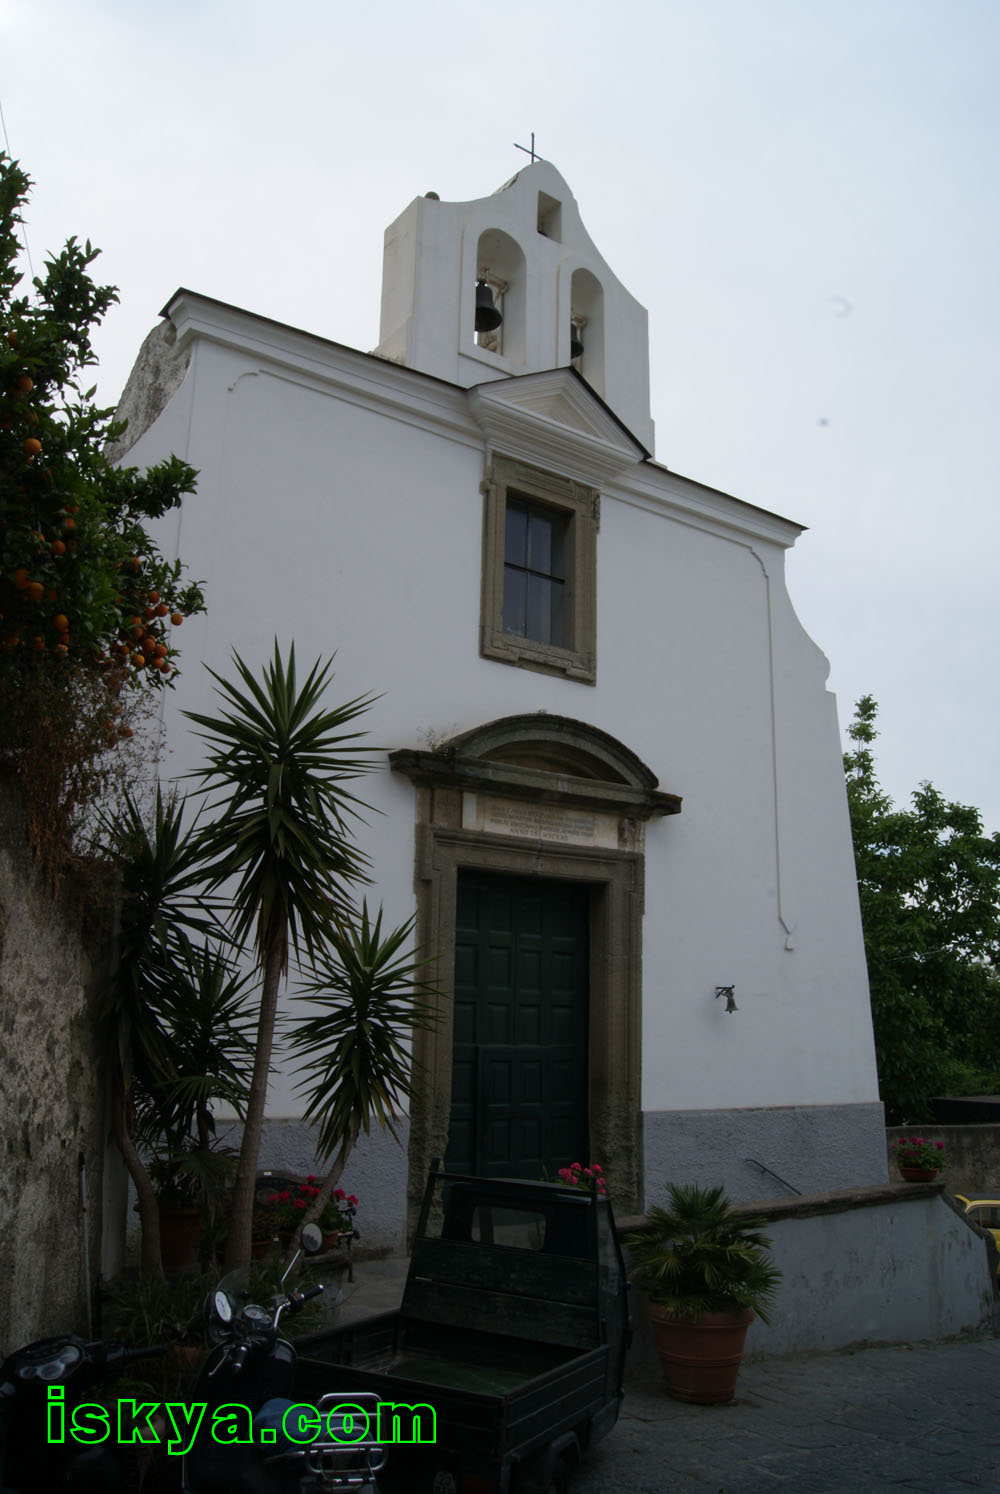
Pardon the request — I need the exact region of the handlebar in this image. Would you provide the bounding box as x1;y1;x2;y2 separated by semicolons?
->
292;1284;325;1308
109;1343;168;1367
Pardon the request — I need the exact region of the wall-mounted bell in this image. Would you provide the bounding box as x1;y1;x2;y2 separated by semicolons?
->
570;322;585;360
475;280;503;333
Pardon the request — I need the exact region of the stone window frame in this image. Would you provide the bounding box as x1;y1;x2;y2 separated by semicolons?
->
480;454;599;684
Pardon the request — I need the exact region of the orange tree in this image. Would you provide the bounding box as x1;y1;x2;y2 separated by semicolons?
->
0;154;203;881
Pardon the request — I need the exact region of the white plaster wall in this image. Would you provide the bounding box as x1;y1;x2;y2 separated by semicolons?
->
120;314;877;1131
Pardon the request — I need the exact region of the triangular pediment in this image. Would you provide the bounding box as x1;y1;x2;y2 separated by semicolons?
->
467;368;646;485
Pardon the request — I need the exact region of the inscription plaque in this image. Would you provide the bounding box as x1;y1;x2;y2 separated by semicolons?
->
462;793;621;849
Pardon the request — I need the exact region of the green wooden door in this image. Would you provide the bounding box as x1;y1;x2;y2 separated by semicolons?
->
447;871;589;1178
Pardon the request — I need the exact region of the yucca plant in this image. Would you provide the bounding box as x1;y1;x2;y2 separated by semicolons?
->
284;900;441;1256
184;642;378;1271
625;1183;781;1323
95;787;220;1275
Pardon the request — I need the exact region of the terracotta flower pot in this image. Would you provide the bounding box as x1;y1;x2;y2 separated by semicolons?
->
646;1301;754;1403
898;1166;940;1183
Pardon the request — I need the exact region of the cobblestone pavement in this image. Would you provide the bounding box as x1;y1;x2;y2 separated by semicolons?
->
571;1337;1000;1493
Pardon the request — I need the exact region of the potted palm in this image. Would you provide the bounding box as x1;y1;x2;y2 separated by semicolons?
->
625;1183;781;1403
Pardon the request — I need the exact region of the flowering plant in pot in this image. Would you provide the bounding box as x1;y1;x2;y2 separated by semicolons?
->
891;1137;947;1180
625;1183;781;1404
255;1179;358;1242
555;1161;607;1195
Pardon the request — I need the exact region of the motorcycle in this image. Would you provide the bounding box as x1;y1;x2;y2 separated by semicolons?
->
182;1222;386;1493
0;1331;165;1493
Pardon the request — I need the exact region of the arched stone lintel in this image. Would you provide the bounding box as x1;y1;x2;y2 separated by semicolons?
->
390;713;681;820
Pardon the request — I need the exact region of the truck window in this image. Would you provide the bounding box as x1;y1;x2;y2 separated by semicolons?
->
470;1205;547;1250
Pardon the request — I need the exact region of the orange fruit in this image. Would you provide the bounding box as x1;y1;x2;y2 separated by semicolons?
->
23;436;42;457
148;590;160;603
26;581;43;602
14;374;33;394
170;612;183;626
119;726;134;739
155;603;169;617
53;614;69;632
131;653;145;668
13;568;28;589
62;517;76;532
51;540;66;556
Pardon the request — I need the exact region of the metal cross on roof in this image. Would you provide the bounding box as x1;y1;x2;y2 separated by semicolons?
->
514;132;539;163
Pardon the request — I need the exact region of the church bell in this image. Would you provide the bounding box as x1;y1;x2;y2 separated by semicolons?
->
474;280;502;333
570;322;585;360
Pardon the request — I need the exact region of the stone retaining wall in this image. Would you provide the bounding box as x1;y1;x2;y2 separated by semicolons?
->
0;782;110;1353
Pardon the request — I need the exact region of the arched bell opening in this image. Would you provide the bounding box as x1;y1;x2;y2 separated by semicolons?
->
474;228;526;363
570;267;604;395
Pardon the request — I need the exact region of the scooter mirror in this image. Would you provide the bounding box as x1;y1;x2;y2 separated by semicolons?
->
299;1222;323;1254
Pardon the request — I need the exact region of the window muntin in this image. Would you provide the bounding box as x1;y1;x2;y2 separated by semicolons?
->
502;499;567;646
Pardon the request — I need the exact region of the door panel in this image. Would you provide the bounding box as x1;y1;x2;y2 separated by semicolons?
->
448;872;589;1178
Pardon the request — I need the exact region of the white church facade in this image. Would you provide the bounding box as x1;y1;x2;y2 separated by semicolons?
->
113;161;887;1247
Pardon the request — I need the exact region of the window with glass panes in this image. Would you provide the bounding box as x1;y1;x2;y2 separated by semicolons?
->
502;499;568;646
480;454;598;684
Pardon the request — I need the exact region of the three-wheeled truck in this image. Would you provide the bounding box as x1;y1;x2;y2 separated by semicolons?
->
296;1167;630;1494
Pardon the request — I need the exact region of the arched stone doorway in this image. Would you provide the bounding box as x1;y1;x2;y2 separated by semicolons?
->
389;714;681;1223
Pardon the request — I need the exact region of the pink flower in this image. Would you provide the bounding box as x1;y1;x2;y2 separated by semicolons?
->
347;1195;358;1207
571;1162;582;1172
293;1198;306;1210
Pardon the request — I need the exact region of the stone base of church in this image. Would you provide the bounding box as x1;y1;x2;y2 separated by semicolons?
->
217;1101;886;1259
642;1101;888;1207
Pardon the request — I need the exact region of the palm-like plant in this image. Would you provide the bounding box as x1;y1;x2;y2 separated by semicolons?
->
183;642;378;1271
625;1183;781;1323
285;901;441;1246
96;787;220;1274
138;943;257;1224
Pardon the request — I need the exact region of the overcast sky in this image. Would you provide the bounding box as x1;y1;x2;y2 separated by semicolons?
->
4;0;998;830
